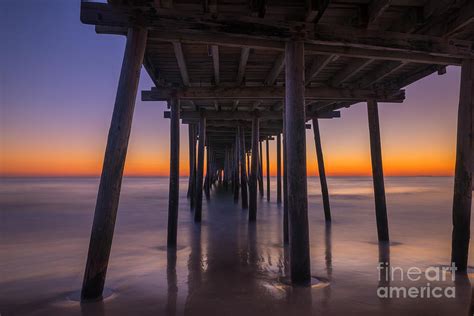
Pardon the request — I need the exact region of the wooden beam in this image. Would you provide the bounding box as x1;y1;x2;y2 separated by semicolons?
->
172;42;190;86
305;0;330;23
236;47;250;85
232;100;240;111
358;61;407;88
367;99;389;242
451;59;474;272
81;27;147;302
330;58;373;86
250;0;266;18
264;53;285;85
167;96;180;247
285;40;311;285
143;86;405;102
211;45;220;85
368;0;392;27
305;55;335;85
83;3;472;63
266;139;270;202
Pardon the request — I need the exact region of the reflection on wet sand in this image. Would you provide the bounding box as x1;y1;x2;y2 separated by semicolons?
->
2;177;474;315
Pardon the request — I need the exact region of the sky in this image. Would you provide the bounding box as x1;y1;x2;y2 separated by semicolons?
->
0;0;461;177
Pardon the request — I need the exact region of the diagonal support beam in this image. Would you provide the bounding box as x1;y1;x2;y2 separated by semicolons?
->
172;42;190;86
264;53;285;85
236;47;250;85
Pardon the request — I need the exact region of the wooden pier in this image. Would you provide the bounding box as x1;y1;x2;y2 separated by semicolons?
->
79;0;474;301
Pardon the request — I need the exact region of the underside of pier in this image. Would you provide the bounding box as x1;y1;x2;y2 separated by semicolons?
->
78;0;474;301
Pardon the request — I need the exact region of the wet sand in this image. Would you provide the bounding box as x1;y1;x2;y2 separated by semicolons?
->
1;177;473;315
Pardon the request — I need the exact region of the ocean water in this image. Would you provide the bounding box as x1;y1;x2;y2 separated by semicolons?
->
1;176;473;315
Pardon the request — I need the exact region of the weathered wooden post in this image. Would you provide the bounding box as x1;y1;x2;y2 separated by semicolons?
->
312;118;331;222
189;125;197;209
249;115;260;221
258;141;264;197
81;27;147;301
266;138;270;202
276;133;282;204
187;124;196;199
451;59;474;272
283;115;289;244
240;125;249;209
204;144;211;200
234;127;240;203
194;112;206;222
167;96;180;247
367;99;389;242
285;39;311;285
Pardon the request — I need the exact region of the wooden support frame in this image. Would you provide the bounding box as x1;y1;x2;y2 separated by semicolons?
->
187;124;197;202
451;58;474;272
367;99;389;242
283;114;289;244
167;96;180;247
81;27;147;301
84;2;473;65
258;140;264;197
285;40;311;285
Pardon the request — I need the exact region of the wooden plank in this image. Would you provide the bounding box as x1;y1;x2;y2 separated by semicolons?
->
367;99;389;242
100;26;463;65
451;59;474;271
211;45;220;85
264;52;285;85
285;40;311;285
305;0;330;23
236;47;250;85
143;86;406;102
83;3;473;62
368;0;392;27
305;55;335;85
358;61;407;88
81;27;148;301
330;58;374;86
172;42;190;86
167;96;180;247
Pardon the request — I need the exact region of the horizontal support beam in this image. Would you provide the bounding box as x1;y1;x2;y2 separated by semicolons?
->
85;2;471;65
170;110;340;121
143;86;405;102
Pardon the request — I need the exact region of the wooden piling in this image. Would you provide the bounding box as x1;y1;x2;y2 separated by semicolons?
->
194;113;206;222
276;133;282;204
367;99;389;242
240;126;249;209
258;141;264;197
312;118;331;222
283;114;289;244
234;128;240;203
167;97;180;247
187;124;196;199
285;39;311;285
81;27;147;301
189;125;197;209
249;115;260;221
451;59;474;271
266;139;270;202
204;144;211;200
